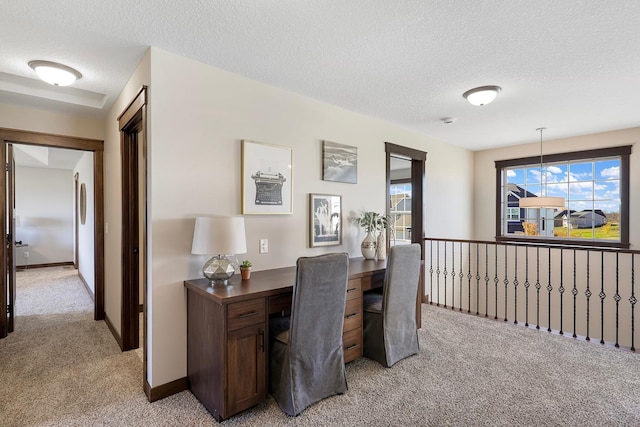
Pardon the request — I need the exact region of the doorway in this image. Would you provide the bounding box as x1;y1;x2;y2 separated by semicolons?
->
385;142;427;324
0;128;104;339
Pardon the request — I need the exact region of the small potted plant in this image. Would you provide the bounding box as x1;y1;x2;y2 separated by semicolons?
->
240;260;252;280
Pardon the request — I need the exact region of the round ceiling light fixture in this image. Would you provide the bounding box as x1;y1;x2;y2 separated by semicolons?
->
462;85;502;106
28;60;82;86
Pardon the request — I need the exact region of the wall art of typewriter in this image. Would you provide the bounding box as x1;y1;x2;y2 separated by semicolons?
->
251;170;286;205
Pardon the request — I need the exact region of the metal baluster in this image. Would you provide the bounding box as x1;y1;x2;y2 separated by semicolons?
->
572;249;578;338
630;253;636;352
484;243;489;318
536;247;541;330
494;245;499;320
524;246;530;327
443;242;448;308
459;242;464;312
614;252;620;348
429;240;433;305
475;243;481;316
600;251;605;345
585;251;591;341
504;245;509;322
467;242;472;314
559;248;564;335
450;242;455;310
513;245;519;324
547;247;553;333
436;242;440;307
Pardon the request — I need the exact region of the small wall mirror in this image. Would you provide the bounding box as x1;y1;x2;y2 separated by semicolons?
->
80;183;87;225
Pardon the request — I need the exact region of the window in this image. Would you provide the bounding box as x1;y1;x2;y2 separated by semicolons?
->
495;146;630;248
507;207;520;221
390;182;412;243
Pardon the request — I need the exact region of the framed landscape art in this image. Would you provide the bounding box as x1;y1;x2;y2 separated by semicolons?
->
309;193;342;247
322;140;357;184
242;140;293;214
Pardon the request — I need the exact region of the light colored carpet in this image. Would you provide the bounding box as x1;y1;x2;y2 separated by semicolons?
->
1;267;639;426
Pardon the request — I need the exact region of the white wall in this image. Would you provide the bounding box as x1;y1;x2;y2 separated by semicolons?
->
15;167;74;266
473;127;640;246
73;152;95;293
144;47;474;386
0;102;104;140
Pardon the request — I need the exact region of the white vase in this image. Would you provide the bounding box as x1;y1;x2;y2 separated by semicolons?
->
376;229;387;261
361;231;377;260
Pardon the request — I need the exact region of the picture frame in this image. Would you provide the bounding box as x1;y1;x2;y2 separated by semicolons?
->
242;140;293;214
309;193;342;247
322;140;357;184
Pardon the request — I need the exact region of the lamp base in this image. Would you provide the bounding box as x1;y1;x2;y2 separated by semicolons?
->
202;255;239;286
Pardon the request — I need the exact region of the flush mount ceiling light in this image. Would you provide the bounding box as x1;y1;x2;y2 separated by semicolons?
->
28;60;82;86
462;85;501;106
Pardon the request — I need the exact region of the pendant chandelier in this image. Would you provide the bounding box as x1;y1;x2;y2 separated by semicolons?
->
519;127;565;209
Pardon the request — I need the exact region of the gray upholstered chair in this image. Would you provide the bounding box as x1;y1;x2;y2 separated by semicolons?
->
269;252;349;416
363;243;421;367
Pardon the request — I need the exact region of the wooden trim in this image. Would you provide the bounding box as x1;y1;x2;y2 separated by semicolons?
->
94;150;105;320
384;142;428;160
0;139;7;338
104;313;123;350
138;304;143;313
17;261;74;270
0;127;103;151
117;86;147;128
144;377;189;403
494;145;632;169
74;173;79;269
0;127;105;326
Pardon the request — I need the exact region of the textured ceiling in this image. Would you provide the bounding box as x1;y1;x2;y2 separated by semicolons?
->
1;1;639;151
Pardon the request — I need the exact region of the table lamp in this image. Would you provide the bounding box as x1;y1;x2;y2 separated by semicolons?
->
191;216;247;286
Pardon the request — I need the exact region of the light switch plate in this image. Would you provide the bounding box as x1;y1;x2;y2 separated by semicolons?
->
259;239;268;254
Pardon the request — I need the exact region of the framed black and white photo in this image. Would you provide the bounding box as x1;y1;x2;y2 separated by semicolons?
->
242;140;293;214
322;140;357;184
309;193;342;247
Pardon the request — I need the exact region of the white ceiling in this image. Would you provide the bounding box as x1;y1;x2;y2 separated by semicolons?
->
13;145;85;170
1;1;639;151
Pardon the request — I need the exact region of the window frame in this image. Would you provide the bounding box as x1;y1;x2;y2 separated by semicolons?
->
495;145;631;249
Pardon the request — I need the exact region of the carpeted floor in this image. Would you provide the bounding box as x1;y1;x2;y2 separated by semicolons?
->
1;266;639;426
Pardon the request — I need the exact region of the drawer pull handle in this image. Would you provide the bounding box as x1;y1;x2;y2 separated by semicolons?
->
238;311;259;318
347;287;358;293
346;343;360;351
345;313;359;319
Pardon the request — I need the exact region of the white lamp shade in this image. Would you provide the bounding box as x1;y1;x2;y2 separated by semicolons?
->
191;216;247;255
519;196;565;209
463;85;501;106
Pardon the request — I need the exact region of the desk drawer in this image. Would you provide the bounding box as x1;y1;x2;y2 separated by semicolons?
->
227;298;266;331
343;328;362;363
346;278;362;301
343;297;362;333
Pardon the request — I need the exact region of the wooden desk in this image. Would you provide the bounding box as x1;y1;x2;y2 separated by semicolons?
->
184;258;422;421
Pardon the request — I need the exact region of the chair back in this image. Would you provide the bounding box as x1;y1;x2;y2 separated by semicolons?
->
288;252;349;365
382;243;421;333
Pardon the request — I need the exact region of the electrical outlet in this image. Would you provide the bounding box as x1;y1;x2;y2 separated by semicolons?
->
259;239;269;254
24;251;29;258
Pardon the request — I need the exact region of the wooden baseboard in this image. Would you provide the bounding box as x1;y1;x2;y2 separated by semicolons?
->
17;261;74;271
144;377;189;403
104;313;123;351
423;294;429;304
78;270;95;302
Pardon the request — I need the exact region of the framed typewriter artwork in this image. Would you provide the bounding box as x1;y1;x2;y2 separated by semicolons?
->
242;140;293;214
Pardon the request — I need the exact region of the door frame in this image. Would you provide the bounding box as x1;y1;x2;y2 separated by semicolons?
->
0;127;105;335
117;87;148;371
385;142;427;327
74;172;79;269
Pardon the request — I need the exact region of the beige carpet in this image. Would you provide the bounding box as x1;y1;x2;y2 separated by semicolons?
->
1;267;640;426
